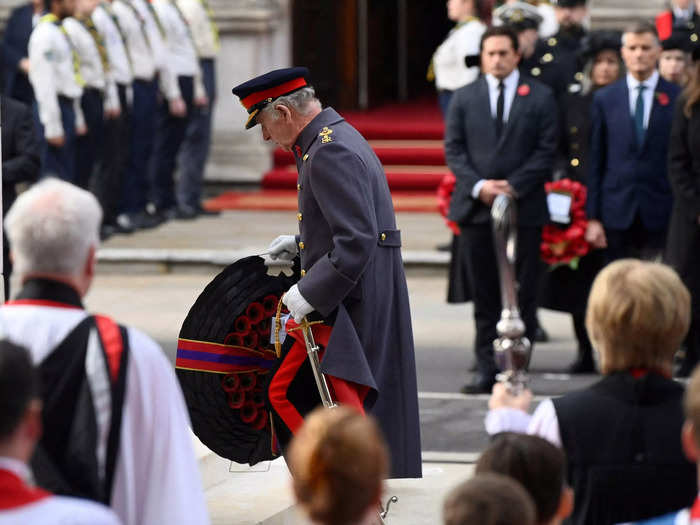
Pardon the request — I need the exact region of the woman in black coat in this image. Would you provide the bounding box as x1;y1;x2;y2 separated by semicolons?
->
539;31;623;373
665;47;700;377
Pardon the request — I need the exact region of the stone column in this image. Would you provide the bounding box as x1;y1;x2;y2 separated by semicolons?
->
207;0;292;183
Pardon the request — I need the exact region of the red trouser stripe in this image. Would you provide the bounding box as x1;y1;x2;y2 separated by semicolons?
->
267;321;367;434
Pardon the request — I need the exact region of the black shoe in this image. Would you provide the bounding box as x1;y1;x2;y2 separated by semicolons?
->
133;211;164;229
460;376;496;395
157;207;177;222
175;205;198;220
115;214;137;233
436;242;451;252
196;203;220;217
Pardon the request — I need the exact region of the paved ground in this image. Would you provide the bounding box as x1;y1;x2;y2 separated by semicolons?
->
69;210;599;523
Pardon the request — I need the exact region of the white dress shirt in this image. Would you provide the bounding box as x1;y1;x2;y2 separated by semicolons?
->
28;19;85;139
112;0;156;81
432;19;485;91
152;0;206;100
471;69;520;198
0;305;211;525
62;17;106;90
0;457;121;525
92;3;133;86
673;5;694;22
484;398;563;447
626;70;659;130
176;0;219;59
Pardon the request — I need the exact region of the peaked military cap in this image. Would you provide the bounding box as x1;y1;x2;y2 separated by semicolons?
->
495;2;543;32
232;67;311;129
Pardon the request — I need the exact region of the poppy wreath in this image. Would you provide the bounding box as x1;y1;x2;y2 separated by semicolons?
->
437;173;461;235
540;178;590;269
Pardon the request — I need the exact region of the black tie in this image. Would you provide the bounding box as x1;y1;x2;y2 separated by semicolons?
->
496;80;505;138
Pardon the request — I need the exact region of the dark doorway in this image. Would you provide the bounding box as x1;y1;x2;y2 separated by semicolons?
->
293;1;452;110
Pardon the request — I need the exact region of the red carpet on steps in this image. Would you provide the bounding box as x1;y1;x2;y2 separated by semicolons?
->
205;189;439;213
205;98;450;212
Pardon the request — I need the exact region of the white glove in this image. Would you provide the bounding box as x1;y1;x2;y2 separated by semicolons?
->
267;235;298;260
283;284;314;323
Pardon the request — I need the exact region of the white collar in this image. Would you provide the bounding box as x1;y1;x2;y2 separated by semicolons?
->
0;457;31;482
485;69;520;91
626;70;659;92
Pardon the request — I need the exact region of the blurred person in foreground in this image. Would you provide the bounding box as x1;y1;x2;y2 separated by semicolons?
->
1;95;40;300
430;0;487;117
539;30;622;374
487;259;697;524
622;365;700;524
0;178;209;525
443;472;536;525
287;406;387;525
665;45;700;377
585;22;680;261
0;340;119;524
476;433;573;525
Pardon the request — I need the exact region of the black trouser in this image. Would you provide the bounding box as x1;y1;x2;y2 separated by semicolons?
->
76;87;104;190
459;224;542;379
95;83;130;225
149;76;194;211
605;213;667;262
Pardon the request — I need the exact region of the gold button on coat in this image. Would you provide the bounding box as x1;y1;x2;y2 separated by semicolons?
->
297;183;301;191
298;241;305;250
380;233;387;241
571;158;580;167
297;212;302;221
303;154;309;161
300;269;306;277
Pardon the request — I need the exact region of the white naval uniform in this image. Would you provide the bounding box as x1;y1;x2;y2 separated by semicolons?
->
0;304;211;525
176;0;219;59
152;0;206;100
130;0;180;99
27;17;85;139
112;0;156;82
0;458;120;525
92;2;133;111
432;19;486;92
62;17;114;99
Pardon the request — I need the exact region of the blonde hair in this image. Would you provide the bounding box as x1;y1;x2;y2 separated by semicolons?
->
585;259;690;374
287;406;388;525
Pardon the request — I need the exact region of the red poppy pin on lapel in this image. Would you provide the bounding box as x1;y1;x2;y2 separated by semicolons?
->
656;92;669;106
517;84;530;96
294;145;302;157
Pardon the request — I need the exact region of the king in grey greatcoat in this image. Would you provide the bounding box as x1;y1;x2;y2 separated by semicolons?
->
292;107;422;479
232;67;422;479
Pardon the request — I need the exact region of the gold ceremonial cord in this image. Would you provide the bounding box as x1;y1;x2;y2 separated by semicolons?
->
41;13;86;87
273;296;321;357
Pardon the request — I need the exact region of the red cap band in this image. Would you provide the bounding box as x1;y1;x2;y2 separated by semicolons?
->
240;77;308;111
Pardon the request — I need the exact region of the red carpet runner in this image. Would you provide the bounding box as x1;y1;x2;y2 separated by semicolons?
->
206;98;448;212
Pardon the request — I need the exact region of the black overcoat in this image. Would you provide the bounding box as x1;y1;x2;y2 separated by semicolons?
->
293;108;422;479
665;95;700;317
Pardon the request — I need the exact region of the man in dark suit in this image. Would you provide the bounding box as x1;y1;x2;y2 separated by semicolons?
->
2;1;42;105
1;95;41;299
586;21;681;261
445;25;558;393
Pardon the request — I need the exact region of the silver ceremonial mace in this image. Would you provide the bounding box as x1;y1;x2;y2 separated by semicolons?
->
491;194;531;394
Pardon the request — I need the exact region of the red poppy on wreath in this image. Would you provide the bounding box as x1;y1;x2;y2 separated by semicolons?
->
517;84;530;97
540;178;590;269
656;92;670;106
436;173;460;235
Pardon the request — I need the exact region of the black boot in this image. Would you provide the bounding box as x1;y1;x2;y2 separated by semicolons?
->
568;312;596;374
